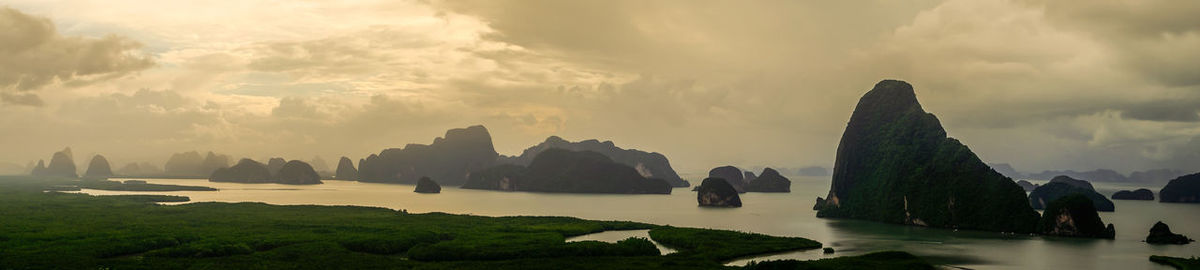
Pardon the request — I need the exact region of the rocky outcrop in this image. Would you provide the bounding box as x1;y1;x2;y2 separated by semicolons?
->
277;160;322;185
697;177;742;207
1111;189;1155;200
1146;221;1193;245
1016;180;1039;192
813;197;825;210
462;148;671;194
744;168;791;193
209;159;273;183
1159;173;1200;203
29;160;46;176
164;151;230;177
116;162;162;176
334;157;358;180
358;125;498;186
743;171;757;183
500;136;689;187
414;177;441;193
267;157;286;176
83;155;113;178
1038;194;1115;239
1048;175;1095;190
1029;182;1114;212
708;166;746;193
36;148;78;178
815;80;1040;233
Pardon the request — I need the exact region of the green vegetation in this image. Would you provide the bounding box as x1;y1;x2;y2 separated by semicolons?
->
0;175;931;269
649;227;820;260
1151;255;1200;270
744;251;935;270
78;178;219;191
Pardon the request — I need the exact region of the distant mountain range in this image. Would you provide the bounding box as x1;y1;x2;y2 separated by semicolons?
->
987;163;1191;184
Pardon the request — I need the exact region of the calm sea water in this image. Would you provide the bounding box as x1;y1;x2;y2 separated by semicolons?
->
80;176;1199;269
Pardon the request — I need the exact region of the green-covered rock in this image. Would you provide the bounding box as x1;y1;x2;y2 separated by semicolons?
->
815;80;1039;233
1038;194;1115;239
1029;182;1114;212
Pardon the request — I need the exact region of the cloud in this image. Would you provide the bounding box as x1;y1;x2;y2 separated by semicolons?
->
1031;0;1200;87
0;7;154;105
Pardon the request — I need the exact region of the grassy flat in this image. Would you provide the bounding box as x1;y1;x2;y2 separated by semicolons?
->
1152;255;1200;270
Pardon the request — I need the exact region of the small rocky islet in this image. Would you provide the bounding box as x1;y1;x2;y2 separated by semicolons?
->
1112;189;1155;201
696;177;742;207
1146;221;1193;245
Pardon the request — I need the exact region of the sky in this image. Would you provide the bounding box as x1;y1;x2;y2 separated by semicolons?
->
1;0;1198;175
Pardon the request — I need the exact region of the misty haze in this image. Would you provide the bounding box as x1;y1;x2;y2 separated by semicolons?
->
2;1;1199;269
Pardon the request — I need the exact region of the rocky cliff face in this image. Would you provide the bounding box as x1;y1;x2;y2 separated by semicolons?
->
83;155;113;178
276;160;322;185
116;162;162;176
1146;221;1193;245
1159;173;1200;203
41;148;77;178
697;177;741;207
1038;194;1115;239
461;164;527;191
334;156;358;180
267;158;286;176
165;151;230;177
358;125;498;186
414;177;441;193
501;136;689;187
1111;189;1155;200
744;168;790;193
462;148;670;194
1029;181;1115;212
210;159;273;183
814;80;1039;233
30;160;46;176
708;166;746;193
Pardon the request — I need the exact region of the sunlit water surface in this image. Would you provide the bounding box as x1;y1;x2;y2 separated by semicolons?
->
80;176;1200;269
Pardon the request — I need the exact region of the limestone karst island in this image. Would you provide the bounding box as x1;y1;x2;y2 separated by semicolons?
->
2;1;1198;269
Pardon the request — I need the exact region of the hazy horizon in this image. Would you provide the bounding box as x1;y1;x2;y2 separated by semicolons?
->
3;0;1199;174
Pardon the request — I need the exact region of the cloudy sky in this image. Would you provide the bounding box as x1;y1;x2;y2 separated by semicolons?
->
1;0;1197;175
